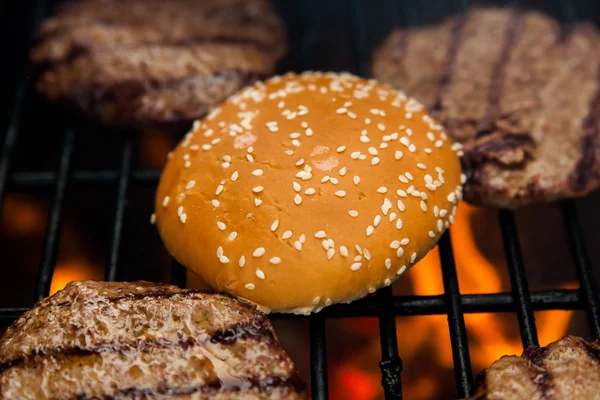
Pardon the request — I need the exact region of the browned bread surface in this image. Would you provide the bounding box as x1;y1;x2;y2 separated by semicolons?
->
373;8;600;208
0;280;306;399
31;0;287;126
466;335;600;400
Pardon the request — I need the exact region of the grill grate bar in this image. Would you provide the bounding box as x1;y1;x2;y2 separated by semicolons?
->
498;210;539;348
34;128;75;302
377;287;403;399
439;231;473;397
560;200;600;339
105;137;134;281
309;314;329;400
9;169;161;189
0;289;585;326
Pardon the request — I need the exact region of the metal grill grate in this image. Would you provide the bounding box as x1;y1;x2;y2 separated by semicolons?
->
1;0;599;399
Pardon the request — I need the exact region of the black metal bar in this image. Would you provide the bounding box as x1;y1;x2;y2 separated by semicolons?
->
377;287;403;399
2;289;584;326
33;128;75;302
0;0;50;211
439;231;473;398
170;259;187;288
309;314;329;400
349;0;369;77
560;200;600;339
9;169;161;189
498;210;539;348
105;138;134;281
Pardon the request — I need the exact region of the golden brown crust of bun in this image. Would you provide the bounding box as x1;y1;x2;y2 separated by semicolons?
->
155;72;463;314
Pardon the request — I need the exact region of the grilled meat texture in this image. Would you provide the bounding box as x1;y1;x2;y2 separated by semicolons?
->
0;280;306;399
465;335;600;400
31;0;287;126
373;8;600;208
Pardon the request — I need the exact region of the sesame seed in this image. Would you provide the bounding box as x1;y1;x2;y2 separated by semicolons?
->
449;215;455;224
384;279;392;287
440;209;448;217
397;200;405;212
290;132;301;139
396;218;403;230
400;238;409;245
389;212;397;222
407;185;414;194
321;176;330;183
325;298;333;306
246;154;254;163
313;296;321;306
299;234;306;243
339;166;347;176
252;186;264;193
293;182;301;192
417;163;427;169
374;215;382;227
429;231;436;238
371;157;380;165
306;128;313;136
335;190;346;197
336;107;348;114
365;117;371;124
377;186;388;193
256;270;265;279
377;123;386;131
186;181;195;190
397;265;407;275
385;259;392;270
348;210;359;217
360;136;370;143
337;145;347;153
162;196;170;207
295;158;305;166
284;150;295;156
254;198;262;206
406;172;414;180
380;142;389;149
219;255;230;264
420;201;428;212
390;240;401;249
252;169;263;176
438;219;444;232
435;140;443;148
330;177;339;184
361;129;368;136
294;194;302;204
461;173;467;184
294;241;302;251
353;176;360;185
411;252;417;263
396;247;404;258
397;189;407;197
177;206;183;216
217;246;223;258
270;220;279;232
184;161;191;168
355;244;363;254
363;249;371;260
409;144;416;152
202;144;212;151
253;248;265;257
150;213;156;224
426;184;437;191
247;147;254;153
399;175;409;183
351;262;362;271
269;257;281;265
448;192;456;202
340;246;349;257
327;248;335;260
350;151;360;159
292;140;300;147
347;111;357;119
211;138;222;145
217;222;226;231
245;283;255;290
368;147;378;156
366;226;374;236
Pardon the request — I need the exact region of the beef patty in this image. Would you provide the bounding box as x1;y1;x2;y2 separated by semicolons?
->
466;335;600;400
373;8;600;208
31;0;287;127
0;280;306;399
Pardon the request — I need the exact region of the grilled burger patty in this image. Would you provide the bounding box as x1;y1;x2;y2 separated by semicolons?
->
373;8;600;208
0;281;306;399
30;0;287;127
466;335;600;400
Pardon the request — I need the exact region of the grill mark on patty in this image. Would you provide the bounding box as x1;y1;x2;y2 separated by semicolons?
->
570;65;600;192
430;13;467;115
74;374;306;398
476;10;523;136
0;316;274;372
524;346;554;399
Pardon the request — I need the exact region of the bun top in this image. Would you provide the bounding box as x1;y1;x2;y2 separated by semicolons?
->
155;72;464;314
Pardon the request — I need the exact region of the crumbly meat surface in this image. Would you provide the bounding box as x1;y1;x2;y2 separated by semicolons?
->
373;8;600;208
31;0;287;127
0;280;306;399
465;335;600;400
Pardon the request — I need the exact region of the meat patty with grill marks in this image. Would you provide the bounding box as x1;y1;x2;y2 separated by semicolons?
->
30;0;287;127
0;280;306;399
373;8;600;208
465;335;600;400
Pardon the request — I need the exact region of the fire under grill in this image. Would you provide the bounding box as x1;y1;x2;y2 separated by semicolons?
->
1;0;600;399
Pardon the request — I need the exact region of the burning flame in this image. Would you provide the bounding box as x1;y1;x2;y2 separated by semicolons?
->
333;203;575;400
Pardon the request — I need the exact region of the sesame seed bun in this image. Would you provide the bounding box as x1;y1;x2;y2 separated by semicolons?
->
155;71;464;314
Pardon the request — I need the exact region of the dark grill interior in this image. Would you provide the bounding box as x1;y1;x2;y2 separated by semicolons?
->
1;0;600;399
